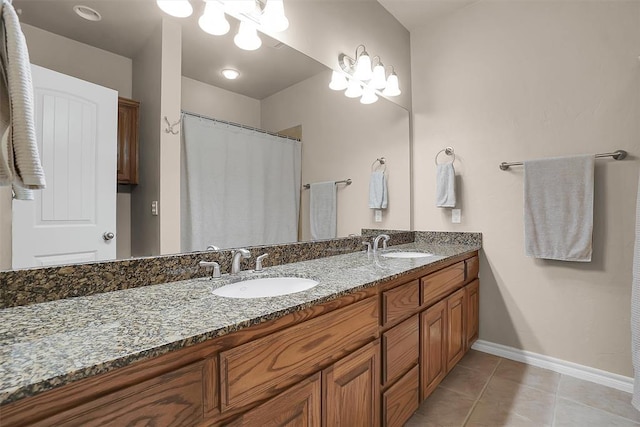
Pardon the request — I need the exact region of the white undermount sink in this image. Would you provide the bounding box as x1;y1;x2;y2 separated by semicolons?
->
381;251;435;259
212;277;319;298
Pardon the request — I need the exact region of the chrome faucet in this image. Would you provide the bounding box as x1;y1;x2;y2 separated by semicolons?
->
373;234;390;254
231;249;251;274
206;245;220;251
255;253;269;271
199;261;221;278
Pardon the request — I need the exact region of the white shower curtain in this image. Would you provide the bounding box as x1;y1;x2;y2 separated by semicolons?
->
633;171;640;410
181;114;301;251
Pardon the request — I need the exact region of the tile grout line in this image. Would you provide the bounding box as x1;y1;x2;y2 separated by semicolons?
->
550;374;563;427
557;395;640;425
461;357;503;426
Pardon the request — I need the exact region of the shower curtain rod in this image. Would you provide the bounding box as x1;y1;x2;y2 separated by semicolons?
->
181;110;301;142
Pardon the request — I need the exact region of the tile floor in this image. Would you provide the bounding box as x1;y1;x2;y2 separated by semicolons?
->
405;350;640;427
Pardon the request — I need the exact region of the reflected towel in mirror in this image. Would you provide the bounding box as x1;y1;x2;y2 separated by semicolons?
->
310;181;336;240
369;171;387;209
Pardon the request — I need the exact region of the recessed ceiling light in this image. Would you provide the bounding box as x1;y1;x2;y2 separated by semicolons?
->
222;69;240;80
73;5;102;22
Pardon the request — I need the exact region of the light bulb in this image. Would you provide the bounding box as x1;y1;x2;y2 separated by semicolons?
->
234;20;262;50
382;72;401;97
199;1;230;36
344;79;363;98
353;51;372;81
261;0;289;32
370;64;387;90
156;0;193;18
329;71;348;91
222;69;240;80
360;86;378;104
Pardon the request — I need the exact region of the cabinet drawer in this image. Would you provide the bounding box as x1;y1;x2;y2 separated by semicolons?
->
40;361;206;427
220;297;378;411
421;261;464;307
465;256;479;284
382;314;419;385
382;365;419;427
382;279;419;325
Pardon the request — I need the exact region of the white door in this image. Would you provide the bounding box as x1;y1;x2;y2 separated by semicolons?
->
12;64;117;269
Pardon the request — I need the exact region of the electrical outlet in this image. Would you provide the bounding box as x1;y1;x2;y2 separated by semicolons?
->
151;201;159;216
374;210;383;222
451;209;461;224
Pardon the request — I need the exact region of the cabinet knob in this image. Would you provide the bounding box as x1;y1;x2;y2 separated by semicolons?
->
103;232;115;241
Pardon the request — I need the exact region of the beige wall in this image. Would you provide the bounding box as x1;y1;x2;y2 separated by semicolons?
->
411;1;640;376
261;70;411;240
159;20;182;255
271;1;412;111
0;24;134;269
181;77;261;128
131;24;162;257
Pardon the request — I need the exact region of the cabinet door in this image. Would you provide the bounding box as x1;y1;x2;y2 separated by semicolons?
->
420;300;447;400
225;373;321;427
117;97;139;184
466;279;479;348
323;340;380;427
446;288;466;372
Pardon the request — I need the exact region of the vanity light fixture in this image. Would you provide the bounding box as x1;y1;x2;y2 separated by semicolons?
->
156;0;193;18
157;0;290;52
329;44;401;104
221;68;240;79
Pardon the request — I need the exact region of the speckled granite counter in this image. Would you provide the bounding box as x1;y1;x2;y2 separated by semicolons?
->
0;241;480;406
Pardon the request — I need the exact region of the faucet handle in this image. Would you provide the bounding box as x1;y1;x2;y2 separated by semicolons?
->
382;236;390;250
255;253;269;271
199;261;221;278
362;241;372;254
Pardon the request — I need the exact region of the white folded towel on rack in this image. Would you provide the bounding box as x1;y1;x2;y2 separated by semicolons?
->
524;155;594;262
436;163;456;208
310;181;336;240
368;171;388;209
0;0;46;199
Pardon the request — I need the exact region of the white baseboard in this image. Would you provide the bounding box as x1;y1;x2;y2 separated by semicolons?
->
471;339;634;394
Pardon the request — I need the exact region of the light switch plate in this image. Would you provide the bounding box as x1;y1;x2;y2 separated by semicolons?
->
374;210;382;222
452;209;461;223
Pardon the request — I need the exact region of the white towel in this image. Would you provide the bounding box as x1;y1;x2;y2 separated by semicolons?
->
524;155;594;262
436;163;456;208
369;171;388;209
632;170;640;410
0;0;45;199
309;181;336;240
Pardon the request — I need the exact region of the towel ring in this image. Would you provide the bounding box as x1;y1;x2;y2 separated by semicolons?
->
435;147;455;165
371;157;386;173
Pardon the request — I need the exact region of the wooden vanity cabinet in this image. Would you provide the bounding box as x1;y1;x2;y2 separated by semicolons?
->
117;97;139;184
3;251;481;427
225;373;321;427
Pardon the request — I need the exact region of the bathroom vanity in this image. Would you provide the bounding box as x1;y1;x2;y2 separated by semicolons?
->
0;240;480;426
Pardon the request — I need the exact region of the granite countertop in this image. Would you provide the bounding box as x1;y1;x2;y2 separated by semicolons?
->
0;242;480;406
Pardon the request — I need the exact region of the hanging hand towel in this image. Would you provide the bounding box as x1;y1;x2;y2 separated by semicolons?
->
368;171;388;209
0;0;46;199
310;181;336;240
436;163;456;208
524;155;594;262
632;170;640;410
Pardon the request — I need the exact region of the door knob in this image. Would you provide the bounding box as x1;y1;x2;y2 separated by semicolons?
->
103;232;115;241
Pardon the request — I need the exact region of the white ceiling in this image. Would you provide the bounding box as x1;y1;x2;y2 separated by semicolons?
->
377;0;476;32
13;0;328;100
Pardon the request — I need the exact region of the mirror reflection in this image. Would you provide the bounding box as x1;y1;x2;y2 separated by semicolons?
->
0;0;410;271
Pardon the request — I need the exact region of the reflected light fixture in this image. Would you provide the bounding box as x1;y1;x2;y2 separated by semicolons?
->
157;0;290;52
234;20;262;50
199;0;230;35
156;0;193;18
329;71;348;91
329;44;401;105
73;5;102;21
360;85;378;105
221;68;240;80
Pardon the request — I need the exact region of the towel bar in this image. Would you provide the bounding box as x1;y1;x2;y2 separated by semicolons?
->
303;179;352;189
499;150;628;170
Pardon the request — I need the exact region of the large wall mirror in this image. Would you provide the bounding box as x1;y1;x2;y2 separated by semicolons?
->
0;0;410;271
